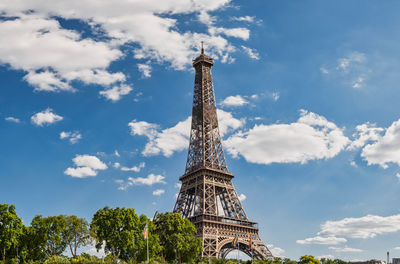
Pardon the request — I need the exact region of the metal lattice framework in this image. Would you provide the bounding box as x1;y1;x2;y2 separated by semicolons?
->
173;47;273;260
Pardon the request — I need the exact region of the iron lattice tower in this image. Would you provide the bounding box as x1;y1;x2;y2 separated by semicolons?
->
173;47;273;260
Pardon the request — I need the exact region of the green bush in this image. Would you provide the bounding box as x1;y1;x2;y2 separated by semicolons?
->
43;255;70;264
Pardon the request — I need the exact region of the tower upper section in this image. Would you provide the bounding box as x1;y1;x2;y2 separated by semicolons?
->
184;50;228;174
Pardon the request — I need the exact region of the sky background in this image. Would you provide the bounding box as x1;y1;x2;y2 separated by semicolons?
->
1;0;400;261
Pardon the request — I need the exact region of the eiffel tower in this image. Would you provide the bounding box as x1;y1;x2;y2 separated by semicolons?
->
173;45;273;260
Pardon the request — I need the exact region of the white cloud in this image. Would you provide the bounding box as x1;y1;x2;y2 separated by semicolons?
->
31;108;63;126
129;109;244;157
241;45;260;60
64;154;107;178
152;189;165;196
121;162;145;172
116;173;166;190
85;243;105;258
352;75;366;89
60;131;82;144
174;183;182;189
0;0;249;94
73;155;107;170
337;52;366;71
64;167;97;178
348;122;384;150
0;16;124;92
99;84;132;102
394;246;400;250
329;247;363;253
320;67;329;74
129;174;166;186
24;70;72;92
232;16;255;23
114;150;120;157
296;236;347;245
113;162;121;168
217;110;246;136
360;119;400;168
350;160;358;168
272;92;280;101
137;63;152;78
318;214;400;239
209;27;250;40
317;255;335;260
238;194;246;202
5;117;20;123
267;244;285;257
220;95;249;107
225;110;349;165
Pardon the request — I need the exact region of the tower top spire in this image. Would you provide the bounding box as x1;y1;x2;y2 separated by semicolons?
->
201;41;204;54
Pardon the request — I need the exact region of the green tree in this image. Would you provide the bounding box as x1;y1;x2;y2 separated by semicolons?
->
333;259;348;264
0;204;23;264
153;212;202;263
283;258;298;264
299;256;320;264
320;258;335;264
90;207;140;263
30;215;68;258
64;215;91;258
119;214;161;263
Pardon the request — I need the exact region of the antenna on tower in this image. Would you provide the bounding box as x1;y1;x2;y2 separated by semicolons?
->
201;41;204;54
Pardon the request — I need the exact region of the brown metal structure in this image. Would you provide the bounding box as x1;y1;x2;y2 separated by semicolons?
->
173;47;273;260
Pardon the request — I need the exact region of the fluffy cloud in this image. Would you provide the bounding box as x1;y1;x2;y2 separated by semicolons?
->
238;194;246;202
318;214;400;239
99;84;133;102
394;246;400;250
317;255;334;260
0;0;249;95
220;95;249;107
0;16;125;92
360;119;400;168
232;16;255;23
5;117;20;123
209;27;250;40
31;108;63;126
116;174;166;190
241;46;260;60
296;236;347;245
328;247;363;253
347;122;384;150
137;64;152;78
60;131;82;144
121;162;145;172
225;110;349;165
267;244;285;257
64;154;107;178
129;174;165;186
152;189;165;196
129;109;244;157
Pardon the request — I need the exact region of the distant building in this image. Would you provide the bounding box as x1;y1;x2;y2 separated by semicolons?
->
393;258;400;264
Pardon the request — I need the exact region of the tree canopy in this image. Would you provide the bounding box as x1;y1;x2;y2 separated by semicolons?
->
0;204;23;264
153;212;202;263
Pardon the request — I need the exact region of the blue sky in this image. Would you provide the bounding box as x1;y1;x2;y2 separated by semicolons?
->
1;0;400;261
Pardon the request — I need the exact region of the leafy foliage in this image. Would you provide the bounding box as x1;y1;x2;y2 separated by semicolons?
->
64;215;91;257
0;204;23;263
153;212;202;263
30;215;68;258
